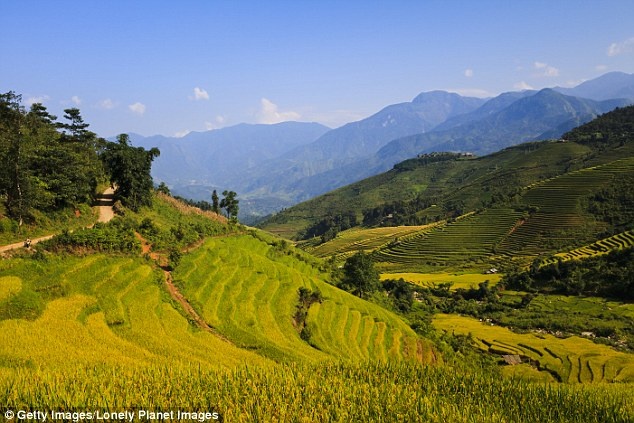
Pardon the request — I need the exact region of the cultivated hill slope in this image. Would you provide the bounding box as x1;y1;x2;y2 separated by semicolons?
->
261;106;634;269
0;194;435;369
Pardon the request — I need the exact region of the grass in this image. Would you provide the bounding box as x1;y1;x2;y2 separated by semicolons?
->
380;272;503;290
540;229;634;266
0;203;97;245
174;233;434;364
433;314;634;384
300;224;438;259
373;208;522;272
2;361;632;422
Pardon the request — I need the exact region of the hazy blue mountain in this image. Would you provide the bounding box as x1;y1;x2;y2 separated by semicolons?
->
553;71;634;101
129;121;330;188
234;91;486;196
263;90;633;202
135;72;634;222
432;90;536;131
375;89;632;163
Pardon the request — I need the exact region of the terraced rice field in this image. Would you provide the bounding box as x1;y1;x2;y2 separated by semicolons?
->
174;234;435;364
540;230;634;265
434;314;634;384
0;255;267;369
373;208;522;271
300;224;438;259
498;157;634;256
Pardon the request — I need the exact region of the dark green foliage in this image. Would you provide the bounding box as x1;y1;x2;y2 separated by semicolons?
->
0;92;103;225
41;221;141;254
100;134;160;212
219;190;239;221
504;248;634;300
382;278;414;312
211;189;220;214
393;152;468;171
563;105;634;149
587;174;634;233
300;211;357;242
156;182;171;195
362;197;437;226
167;249;182;270
340;252;380;298
294;287;324;344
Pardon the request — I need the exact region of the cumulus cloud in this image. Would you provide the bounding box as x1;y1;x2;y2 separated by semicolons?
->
256;98;301;124
205;115;226;130
534;61;559;77
190;87;210;101
464;69;474;78
607;37;634;56
26;95;50;105
446;88;491;98
595;64;608;72
174;129;191;138
98;98;116;110
71;95;82;105
128;102;146;115
514;81;534;90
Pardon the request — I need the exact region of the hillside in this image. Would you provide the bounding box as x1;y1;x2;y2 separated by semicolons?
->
0;192;436;365
2;152;634;419
261;106;634;251
240;82;632;215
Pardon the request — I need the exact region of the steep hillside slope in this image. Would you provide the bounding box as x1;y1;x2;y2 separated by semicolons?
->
0;194;435;369
261;106;634;254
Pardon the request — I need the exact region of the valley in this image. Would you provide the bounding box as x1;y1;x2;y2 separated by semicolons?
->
1;91;634;421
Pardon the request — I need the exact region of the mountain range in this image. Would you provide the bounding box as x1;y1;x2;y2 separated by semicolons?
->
130;72;634;221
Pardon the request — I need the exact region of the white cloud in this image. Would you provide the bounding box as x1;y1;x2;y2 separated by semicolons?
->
256;98;301;124
98;98;116;110
514;81;534;90
464;69;474;78
533;61;559;77
26;95;50;105
607;37;634;56
128;102;146;115
595;64;608;72
445;88;491;98
71;95;82;105
174;129;191;138
190;87;210;101
205;115;226;130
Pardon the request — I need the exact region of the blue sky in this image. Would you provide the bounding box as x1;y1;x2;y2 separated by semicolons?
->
2;1;633;137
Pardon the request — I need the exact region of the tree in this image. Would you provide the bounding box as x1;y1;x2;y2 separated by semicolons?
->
157;182;170;195
211;189;220;214
220;190;239;221
340;252;380;298
101;134;160;211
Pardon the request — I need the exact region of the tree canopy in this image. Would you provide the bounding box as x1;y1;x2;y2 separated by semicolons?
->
0;91;161;224
100;134;160;212
340;252;380;299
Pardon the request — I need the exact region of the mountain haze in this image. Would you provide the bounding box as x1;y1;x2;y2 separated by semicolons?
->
133;73;634;221
554;71;634;101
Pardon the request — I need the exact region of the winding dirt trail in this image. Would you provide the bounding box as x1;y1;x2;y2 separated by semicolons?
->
0;188;116;254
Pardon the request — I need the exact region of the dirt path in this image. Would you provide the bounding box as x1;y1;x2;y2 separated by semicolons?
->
0;188;116;254
95;187;116;223
163;270;231;342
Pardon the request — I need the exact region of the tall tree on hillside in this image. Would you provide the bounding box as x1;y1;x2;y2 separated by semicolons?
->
211;189;220;214
101;134;160;211
220;190;239;221
0;91;29;225
340;252;380;299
